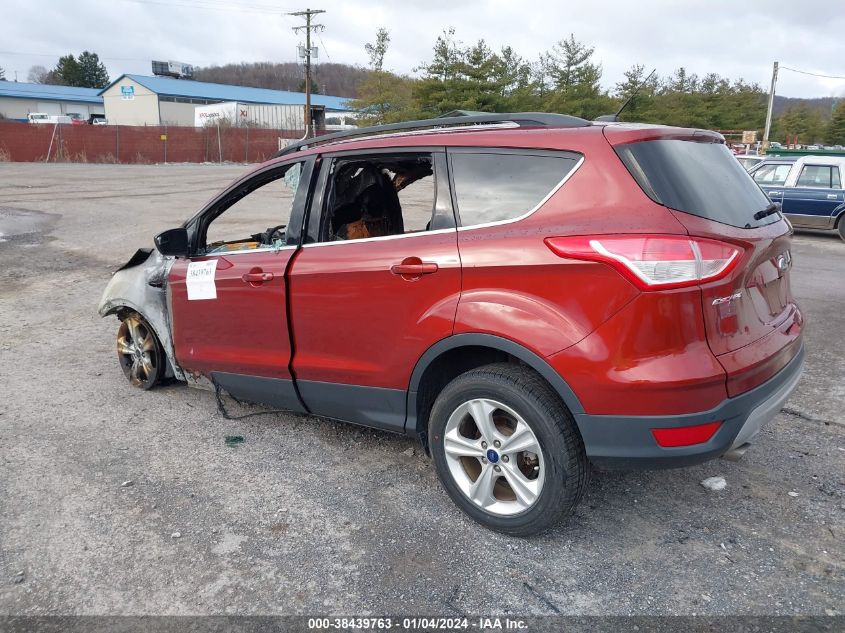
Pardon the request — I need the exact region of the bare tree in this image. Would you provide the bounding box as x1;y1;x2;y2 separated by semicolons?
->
28;65;50;83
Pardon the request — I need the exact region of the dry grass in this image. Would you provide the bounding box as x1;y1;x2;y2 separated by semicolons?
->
95;153;119;164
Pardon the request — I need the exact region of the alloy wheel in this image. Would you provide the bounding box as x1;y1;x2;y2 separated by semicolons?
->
117;316;160;389
442;398;545;516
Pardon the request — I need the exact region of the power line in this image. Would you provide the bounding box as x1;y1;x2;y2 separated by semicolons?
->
316;32;332;63
780;66;845;81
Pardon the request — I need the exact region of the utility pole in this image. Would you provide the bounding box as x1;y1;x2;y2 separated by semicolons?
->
288;8;325;137
762;61;779;154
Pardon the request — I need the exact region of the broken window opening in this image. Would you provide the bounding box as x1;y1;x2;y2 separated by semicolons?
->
321;154;436;243
203;161;305;254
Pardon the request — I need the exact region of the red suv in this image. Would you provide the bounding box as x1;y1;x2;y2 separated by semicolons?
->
99;113;804;536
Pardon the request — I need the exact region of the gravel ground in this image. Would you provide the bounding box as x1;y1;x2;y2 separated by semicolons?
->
0;163;842;616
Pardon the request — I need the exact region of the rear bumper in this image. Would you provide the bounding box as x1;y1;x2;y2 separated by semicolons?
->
575;344;805;469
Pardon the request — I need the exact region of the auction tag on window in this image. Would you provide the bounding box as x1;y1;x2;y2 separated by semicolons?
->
186;260;218;300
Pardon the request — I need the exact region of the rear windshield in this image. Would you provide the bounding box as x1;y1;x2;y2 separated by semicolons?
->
616;139;777;228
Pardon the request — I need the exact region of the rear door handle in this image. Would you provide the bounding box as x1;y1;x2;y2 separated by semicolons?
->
391;263;438;275
827;194;838;199
242;270;274;284
769;191;782;196
391;258;439;279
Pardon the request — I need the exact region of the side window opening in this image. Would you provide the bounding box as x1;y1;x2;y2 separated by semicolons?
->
752;163;791;186
796;165;833;188
202;161;303;254
320;153;436;242
449;151;580;227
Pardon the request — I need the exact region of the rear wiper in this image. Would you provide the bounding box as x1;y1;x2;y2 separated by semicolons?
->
753;202;781;221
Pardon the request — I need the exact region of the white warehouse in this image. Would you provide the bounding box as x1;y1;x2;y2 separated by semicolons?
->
99;74;354;127
0;81;104;121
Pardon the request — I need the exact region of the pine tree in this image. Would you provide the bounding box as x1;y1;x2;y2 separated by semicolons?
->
414;28;466;114
540;34;609;118
825;100;845;145
0;66;5;81
543;34;602;94
77;51;110;88
51;52;109;88
614;64;658;119
53;55;82;86
777;104;825;144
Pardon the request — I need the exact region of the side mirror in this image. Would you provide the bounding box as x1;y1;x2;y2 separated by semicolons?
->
154;227;190;257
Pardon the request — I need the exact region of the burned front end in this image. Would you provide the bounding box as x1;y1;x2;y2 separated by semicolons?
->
98;249;182;381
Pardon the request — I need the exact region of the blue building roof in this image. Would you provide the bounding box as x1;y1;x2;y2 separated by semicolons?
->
0;81;103;104
102;74;353;111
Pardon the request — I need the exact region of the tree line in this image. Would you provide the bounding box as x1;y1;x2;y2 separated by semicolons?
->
192;62;369;98
351;29;845;145
26;52;110;89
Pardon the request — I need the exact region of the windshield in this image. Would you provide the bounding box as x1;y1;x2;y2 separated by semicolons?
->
616;139;778;229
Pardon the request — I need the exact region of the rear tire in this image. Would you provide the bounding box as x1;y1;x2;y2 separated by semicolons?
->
838;217;845;242
428;363;589;536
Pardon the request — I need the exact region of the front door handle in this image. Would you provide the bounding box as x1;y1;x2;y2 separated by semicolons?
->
769;191;782;196
391;257;439;279
242;269;274;285
827;194;838;199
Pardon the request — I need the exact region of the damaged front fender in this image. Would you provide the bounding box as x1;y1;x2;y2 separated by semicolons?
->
98;249;184;381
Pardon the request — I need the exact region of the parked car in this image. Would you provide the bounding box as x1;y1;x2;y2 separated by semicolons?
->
750;155;845;240
99;114;804;535
27;112;71;124
67;112;87;125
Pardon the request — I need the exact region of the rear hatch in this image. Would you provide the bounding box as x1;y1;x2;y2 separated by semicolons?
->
606;128;802;393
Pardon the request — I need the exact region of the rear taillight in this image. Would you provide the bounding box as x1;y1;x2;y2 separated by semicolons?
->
544;235;743;290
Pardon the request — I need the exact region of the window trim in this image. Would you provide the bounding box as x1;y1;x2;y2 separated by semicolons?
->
444;147;584;231
301;147;455;248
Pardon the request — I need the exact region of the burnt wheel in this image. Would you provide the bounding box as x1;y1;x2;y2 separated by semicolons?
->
117;314;163;390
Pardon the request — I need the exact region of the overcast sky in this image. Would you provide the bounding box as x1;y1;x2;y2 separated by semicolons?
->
3;0;844;98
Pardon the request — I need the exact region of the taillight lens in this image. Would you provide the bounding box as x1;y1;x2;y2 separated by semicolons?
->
544;235;743;290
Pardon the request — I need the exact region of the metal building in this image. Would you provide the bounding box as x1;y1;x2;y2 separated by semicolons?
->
0;82;104;121
99;74;353;127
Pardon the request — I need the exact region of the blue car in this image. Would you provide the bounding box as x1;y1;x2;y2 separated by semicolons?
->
749;156;845;240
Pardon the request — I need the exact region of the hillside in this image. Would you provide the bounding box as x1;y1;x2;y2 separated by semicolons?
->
192;62;369;98
774;95;837;119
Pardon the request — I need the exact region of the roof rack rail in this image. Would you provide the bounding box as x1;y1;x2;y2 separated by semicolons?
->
274;112;590;158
